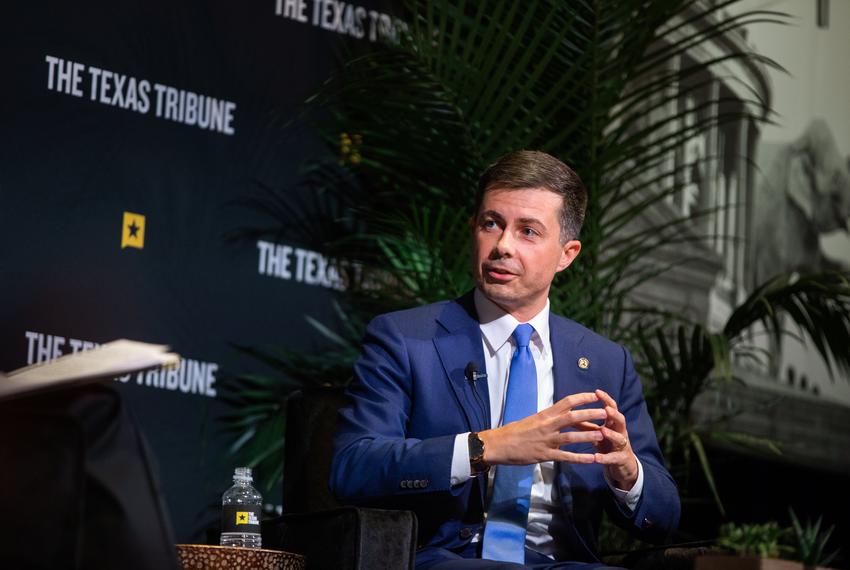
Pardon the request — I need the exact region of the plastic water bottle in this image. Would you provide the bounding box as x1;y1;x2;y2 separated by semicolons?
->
220;467;262;548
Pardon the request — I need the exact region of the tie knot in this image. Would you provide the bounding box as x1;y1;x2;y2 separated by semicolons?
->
512;323;534;348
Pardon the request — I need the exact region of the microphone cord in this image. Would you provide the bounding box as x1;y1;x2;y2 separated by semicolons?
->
465;362;489;429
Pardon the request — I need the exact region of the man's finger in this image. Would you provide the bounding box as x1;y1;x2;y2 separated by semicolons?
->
595;389;618;410
593;450;628;465
600;426;628;448
554;392;599;412
565;408;607;426
557;430;604;446
574;421;602;431
604;406;626;430
552;450;596;464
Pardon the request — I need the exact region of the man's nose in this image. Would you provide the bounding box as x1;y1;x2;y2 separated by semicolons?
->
490;230;515;257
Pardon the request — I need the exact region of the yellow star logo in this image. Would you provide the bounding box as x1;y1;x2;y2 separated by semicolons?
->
121;212;145;249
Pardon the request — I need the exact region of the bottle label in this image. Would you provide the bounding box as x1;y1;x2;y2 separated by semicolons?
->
221;505;261;533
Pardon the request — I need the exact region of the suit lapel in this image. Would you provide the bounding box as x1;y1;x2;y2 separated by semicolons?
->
433;293;490;433
550;315;593;524
550;315;592;403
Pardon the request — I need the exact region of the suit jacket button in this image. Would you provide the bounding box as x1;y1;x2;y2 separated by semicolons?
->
643;518;653;528
421;479;429;487
459;528;473;539
400;480;407;489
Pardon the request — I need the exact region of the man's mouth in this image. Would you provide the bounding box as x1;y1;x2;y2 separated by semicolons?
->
483;265;518;282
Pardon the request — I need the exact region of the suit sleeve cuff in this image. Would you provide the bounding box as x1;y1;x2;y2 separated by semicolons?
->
605;457;644;512
450;432;473;486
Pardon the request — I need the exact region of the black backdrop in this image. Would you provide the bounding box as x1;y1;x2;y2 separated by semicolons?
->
0;0;400;541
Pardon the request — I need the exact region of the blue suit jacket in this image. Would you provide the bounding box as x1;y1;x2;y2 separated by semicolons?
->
330;293;680;562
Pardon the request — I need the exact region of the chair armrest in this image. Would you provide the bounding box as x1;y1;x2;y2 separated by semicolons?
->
262;507;418;570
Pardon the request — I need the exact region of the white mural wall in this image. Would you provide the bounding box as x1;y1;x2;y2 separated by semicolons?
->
738;0;850;404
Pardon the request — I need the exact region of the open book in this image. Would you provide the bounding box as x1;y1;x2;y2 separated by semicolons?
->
0;339;180;402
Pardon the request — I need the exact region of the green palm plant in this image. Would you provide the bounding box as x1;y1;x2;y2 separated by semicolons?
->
218;304;365;497
637;271;850;515
225;0;813;499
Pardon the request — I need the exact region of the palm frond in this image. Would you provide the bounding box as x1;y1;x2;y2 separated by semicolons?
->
725;271;850;378
689;432;725;517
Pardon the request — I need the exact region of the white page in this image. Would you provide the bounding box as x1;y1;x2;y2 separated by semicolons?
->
0;339;180;401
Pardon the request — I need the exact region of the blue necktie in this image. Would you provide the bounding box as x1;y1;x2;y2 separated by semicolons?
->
481;323;537;563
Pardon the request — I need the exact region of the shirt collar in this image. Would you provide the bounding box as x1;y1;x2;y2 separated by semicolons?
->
473;288;550;356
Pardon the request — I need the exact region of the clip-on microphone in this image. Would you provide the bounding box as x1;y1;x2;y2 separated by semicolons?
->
464;361;487;384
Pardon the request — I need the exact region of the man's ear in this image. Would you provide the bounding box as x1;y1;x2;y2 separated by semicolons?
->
556;240;582;272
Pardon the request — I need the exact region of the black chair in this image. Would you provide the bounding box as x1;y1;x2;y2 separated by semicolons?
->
261;388;418;569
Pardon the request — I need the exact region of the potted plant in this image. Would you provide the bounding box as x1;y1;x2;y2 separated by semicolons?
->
696;521;797;569
696;511;843;570
788;508;841;570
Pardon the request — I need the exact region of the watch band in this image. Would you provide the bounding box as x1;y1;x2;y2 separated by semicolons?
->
468;432;490;475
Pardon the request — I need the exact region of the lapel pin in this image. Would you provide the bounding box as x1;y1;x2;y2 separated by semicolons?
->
578;357;590;370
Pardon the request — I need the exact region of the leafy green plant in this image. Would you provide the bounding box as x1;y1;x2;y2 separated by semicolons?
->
636;271;850;515
717;521;792;559
218;304;364;496
788;507;841;567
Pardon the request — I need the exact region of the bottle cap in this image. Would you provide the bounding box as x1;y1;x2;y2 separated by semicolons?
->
234;467;252;482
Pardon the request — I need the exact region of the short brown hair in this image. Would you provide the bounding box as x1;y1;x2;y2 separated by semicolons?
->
476;150;587;242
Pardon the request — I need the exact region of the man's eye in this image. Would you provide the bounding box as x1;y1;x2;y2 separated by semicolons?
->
522;227;539;237
482;220;497;229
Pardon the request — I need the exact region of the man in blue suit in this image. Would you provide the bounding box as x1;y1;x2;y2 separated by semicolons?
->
331;151;680;568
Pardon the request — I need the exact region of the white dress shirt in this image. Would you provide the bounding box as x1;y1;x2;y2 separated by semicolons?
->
450;289;643;557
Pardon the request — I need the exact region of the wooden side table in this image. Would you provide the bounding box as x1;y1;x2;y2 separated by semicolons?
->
175;544;305;570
